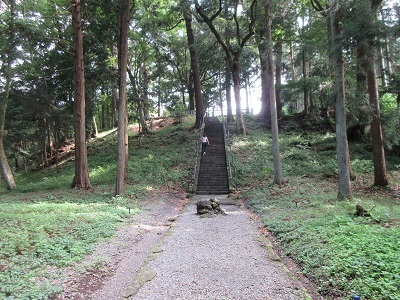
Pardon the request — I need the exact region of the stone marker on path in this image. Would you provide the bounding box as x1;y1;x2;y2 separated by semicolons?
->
196;198;226;215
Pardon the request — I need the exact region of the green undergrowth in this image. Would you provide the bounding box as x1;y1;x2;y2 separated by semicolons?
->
0;192;132;299
0;116;197;299
232;116;400;300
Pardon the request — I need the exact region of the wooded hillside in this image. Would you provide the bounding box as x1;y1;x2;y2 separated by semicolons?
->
0;0;399;196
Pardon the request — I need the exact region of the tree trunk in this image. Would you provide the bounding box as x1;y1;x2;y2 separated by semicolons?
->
218;72;224;116
265;0;284;185
188;71;195;111
112;86;118;127
356;43;367;104
330;0;352;200
115;0;130;195
71;0;91;189
194;0;257;133
366;0;388;186
245;78;250;115
111;44;119;128
302;49;309;115
47;121;54;158
0;0;17;190
142;66;150;120
101;101;106;129
92;116;98;137
258;38;271;122
275;40;283;117
367;55;388;186
225;62;234;122
157;83;161;117
289;41;298;111
232;59;246;134
183;2;204;127
127;67;150;135
40;119;48;168
379;8;391;88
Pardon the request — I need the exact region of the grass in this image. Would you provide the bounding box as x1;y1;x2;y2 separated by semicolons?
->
2;113;399;299
231;116;400;300
0;116;197;299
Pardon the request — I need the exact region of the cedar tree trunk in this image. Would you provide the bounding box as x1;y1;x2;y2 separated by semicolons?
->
330;0;352;200
71;0;91;189
115;0;130;195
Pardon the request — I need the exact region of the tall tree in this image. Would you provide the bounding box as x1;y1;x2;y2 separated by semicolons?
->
329;0;352;200
257;24;271;121
225;59;234;122
182;0;204;127
195;0;258;134
362;0;388;186
115;0;130;195
310;0;352;199
265;0;284;185
127;64;150;135
0;0;17;190
71;0;91;189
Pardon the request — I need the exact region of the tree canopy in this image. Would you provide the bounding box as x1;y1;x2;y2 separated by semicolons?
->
0;0;399;194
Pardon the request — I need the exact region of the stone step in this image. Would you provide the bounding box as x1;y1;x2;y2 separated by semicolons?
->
199;165;227;168
198;171;227;175
196;188;230;195
198;176;228;180
196;117;229;195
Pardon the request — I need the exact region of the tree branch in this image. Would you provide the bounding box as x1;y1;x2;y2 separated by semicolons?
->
240;0;257;49
310;0;324;12
194;0;231;62
233;0;241;44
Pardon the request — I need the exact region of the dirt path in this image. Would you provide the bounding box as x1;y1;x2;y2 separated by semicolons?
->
54;191;187;300
55;193;321;300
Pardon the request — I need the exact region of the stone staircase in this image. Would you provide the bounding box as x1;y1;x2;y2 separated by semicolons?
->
196;117;230;195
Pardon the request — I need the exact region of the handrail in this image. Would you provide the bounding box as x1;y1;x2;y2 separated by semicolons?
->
221;115;239;191
187;111;206;193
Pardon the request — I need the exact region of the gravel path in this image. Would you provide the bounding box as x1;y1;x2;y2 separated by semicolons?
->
56;193;315;300
126;195;309;300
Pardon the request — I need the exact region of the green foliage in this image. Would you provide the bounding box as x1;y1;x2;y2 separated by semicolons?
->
5;117;195;193
0;116;195;299
0;195;130;299
233;118;400;300
381;94;400;151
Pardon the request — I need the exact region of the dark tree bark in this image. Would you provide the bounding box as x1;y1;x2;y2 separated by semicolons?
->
71;0;91;189
330;0;352;200
275;40;283;116
366;0;388;186
257;35;271;122
188;71;195;111
367;53;388;186
265;0;284;185
115;0;130;195
142;66;151;120
0;0;17;190
182;2;204;127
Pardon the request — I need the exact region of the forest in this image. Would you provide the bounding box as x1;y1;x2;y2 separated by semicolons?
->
0;0;398;192
0;0;399;299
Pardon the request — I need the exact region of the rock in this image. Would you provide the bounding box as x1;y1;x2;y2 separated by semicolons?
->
196;198;226;215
